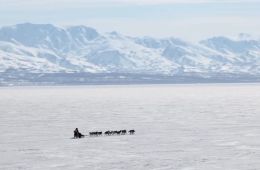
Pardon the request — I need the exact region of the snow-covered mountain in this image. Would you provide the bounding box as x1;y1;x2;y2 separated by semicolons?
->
1;23;260;76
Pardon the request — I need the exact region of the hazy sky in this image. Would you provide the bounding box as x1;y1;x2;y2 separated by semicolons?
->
1;0;260;41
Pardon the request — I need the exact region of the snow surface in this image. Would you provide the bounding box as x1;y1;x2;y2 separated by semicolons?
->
0;84;260;170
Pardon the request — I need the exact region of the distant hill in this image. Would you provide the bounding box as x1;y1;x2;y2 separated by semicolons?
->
1;23;260;85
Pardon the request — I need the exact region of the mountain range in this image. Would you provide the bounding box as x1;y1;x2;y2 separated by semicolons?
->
0;23;260;80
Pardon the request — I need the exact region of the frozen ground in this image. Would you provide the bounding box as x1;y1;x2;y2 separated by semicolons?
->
0;84;260;170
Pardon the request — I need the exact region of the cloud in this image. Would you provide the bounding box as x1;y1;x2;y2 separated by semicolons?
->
56;15;260;42
113;0;260;5
1;0;259;7
1;0;259;42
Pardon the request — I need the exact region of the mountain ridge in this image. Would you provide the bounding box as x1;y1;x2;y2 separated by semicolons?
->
1;23;260;77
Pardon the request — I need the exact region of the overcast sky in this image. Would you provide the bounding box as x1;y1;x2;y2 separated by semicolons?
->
1;0;260;41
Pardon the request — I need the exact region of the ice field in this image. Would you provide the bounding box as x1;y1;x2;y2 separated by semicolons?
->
0;84;260;170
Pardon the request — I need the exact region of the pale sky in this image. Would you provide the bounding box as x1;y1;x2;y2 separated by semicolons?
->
1;0;260;41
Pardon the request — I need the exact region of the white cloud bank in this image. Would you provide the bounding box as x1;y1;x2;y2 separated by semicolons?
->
1;0;259;41
67;16;260;42
1;0;259;7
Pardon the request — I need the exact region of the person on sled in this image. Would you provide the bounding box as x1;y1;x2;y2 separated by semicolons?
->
74;128;84;138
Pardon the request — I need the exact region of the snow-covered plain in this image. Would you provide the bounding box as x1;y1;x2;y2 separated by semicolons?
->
0;84;260;170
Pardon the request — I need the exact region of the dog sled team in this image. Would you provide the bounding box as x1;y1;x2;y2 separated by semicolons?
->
74;128;135;138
